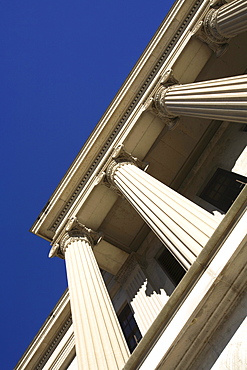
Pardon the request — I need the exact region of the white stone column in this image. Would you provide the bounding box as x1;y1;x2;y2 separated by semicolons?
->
204;0;247;41
49;218;130;370
153;73;247;124
104;146;219;270
116;254;167;335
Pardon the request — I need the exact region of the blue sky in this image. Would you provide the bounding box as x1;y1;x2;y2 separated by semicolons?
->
0;1;173;368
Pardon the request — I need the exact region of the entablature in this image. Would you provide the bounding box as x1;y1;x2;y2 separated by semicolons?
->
30;0;214;243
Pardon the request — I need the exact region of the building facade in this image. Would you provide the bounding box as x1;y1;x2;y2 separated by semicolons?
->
16;0;247;369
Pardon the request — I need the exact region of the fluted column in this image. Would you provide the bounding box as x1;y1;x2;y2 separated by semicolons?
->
152;72;247;124
116;254;167;335
104;146;219;270
194;0;247;55
204;0;247;41
49;218;130;370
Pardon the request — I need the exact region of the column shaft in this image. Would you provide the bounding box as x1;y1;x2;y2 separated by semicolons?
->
108;161;219;269
64;236;129;369
155;74;247;124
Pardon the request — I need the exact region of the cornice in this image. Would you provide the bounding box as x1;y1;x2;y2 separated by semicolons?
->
33;315;72;370
14;290;71;370
31;0;205;239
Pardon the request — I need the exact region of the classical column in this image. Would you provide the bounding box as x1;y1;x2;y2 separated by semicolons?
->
205;0;247;41
194;0;247;55
116;254;167;335
49;218;130;370
152;72;247;124
103;146;219;270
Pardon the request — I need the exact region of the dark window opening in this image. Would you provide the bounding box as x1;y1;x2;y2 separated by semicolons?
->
118;303;142;353
157;248;186;286
200;168;247;213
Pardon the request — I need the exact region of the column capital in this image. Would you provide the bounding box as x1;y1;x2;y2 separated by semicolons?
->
49;217;103;258
144;70;179;129
193;19;228;57
193;0;241;56
203;7;228;43
100;145;148;192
